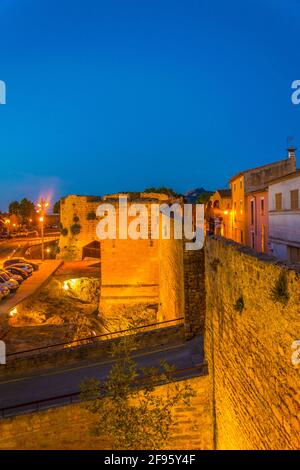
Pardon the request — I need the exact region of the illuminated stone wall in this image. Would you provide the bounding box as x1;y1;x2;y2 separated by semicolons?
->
99;238;160;331
184;247;205;338
58;195;101;260
158;236;185;323
58;194;205;336
205;236;300;450
0;375;213;450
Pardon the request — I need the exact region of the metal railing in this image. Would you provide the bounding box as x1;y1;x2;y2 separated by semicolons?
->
7;317;184;358
26;235;60;247
0;363;206;418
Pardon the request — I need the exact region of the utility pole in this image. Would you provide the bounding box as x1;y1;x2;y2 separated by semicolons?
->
36;198;49;261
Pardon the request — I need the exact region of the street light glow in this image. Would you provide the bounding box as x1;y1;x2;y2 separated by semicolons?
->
36;197;50;261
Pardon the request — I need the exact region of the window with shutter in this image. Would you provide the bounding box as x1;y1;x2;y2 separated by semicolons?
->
275;193;282;211
290;189;299;210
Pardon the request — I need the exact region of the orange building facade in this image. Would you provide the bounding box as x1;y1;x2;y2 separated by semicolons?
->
246;189;269;254
229;149;296;247
209;190;232;239
230;175;246;244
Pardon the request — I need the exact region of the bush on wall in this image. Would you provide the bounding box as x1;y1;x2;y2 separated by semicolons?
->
70;223;81;235
61;227;68;236
86;211;96;220
234;296;244;313
271;271;290;305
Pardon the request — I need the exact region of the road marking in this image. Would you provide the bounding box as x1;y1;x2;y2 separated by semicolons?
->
0;341;188;385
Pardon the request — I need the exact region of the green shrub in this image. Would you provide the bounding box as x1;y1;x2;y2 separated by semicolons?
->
86;211;96;220
70;223;81;235
234;296;244;313
73;215;80;223
61;227;68;236
271;271;289;305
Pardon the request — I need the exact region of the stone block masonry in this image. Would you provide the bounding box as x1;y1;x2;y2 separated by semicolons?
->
58;194;206;338
0;375;212;450
205;236;300;450
184;247;205;338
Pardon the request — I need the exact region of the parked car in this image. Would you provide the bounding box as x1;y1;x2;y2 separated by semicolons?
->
9;263;33;276
0;274;19;292
0;285;10;300
5;266;29;280
0;270;23;284
3;258;39;271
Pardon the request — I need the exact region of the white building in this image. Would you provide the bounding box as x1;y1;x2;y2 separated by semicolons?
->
269;168;300;263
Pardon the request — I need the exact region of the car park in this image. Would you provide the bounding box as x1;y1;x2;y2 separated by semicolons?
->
9;263;33;276
3;258;39;271
5;266;29;280
0;285;10;300
0;270;23;284
0;274;19;292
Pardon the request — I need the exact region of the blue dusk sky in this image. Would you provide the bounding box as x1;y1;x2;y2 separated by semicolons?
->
0;0;299;210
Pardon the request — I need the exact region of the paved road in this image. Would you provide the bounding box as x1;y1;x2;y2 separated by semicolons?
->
0;239;28;261
0;337;205;416
0;234;60;261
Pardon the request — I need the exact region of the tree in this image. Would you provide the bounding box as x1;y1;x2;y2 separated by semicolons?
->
195;192;213;204
8;200;20;216
53;199;61;214
19;198;35;222
143;187;182;198
80;332;196;450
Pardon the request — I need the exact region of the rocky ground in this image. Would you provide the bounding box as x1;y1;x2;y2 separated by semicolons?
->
4;276;160;354
5;277;101;354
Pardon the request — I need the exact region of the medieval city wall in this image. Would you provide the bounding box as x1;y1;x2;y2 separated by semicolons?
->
158;236;185;323
0;375;213;450
58;195;101;260
184;247;206;338
58;195;205;336
205;236;300;450
99;238;160;331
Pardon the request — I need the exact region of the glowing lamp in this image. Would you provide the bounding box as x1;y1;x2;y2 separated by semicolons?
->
9;307;17;317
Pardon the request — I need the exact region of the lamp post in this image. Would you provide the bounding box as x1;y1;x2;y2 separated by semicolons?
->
36;198;49;261
5;219;10;238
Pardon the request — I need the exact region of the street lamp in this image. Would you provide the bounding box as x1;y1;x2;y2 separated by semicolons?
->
5;219;10;237
36;198;50;261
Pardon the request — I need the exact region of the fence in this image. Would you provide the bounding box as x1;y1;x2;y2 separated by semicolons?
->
7;317;185;359
0;363;206;418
